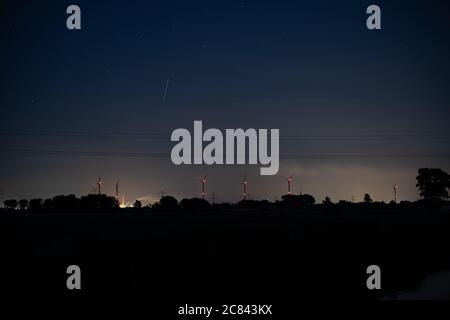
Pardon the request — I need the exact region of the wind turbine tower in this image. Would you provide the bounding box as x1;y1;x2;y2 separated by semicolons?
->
98;175;102;195
201;176;207;200
393;184;398;203
242;176;248;200
286;175;294;195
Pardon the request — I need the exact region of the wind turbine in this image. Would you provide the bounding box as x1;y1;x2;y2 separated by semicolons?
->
393;183;398;203
201;175;207;200
242;175;248;200
285;175;294;195
97;175;102;195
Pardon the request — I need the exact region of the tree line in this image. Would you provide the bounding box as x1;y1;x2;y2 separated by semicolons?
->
2;168;449;212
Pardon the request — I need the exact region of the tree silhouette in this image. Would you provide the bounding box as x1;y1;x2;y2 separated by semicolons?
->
43;198;52;210
133;200;142;209
281;194;315;206
364;194;373;203
416;168;450;201
18;199;28;210
158;196;179;211
180;198;210;211
80;194;119;210
300;194;315;205
52;194;80;211
29;198;42;211
237;199;271;209
4;199;17;209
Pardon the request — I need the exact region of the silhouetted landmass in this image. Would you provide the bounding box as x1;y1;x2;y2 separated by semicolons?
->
1;199;450;299
0;168;449;299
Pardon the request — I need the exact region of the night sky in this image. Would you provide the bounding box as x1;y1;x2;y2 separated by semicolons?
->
1;0;449;204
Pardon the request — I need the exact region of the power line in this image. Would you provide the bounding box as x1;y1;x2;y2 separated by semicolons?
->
281;134;450;141
0;148;167;158
280;154;450;159
2;129;450;141
0;129;168;139
1;148;449;159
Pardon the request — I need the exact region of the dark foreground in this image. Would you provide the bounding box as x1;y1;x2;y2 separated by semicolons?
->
1;204;450;300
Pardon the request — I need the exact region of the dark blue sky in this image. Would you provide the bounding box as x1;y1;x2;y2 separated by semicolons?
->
1;0;449;204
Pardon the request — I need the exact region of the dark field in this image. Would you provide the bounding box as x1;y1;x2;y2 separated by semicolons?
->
1;204;450;300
